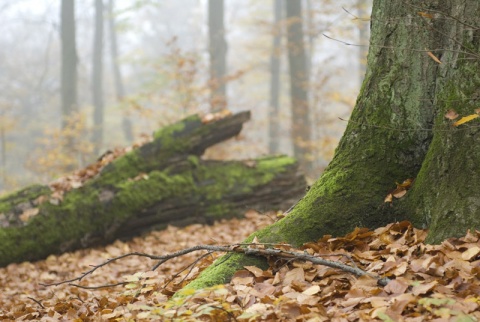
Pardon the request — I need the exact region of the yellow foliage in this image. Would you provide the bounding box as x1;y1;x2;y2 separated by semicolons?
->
453;114;479;127
26;112;94;181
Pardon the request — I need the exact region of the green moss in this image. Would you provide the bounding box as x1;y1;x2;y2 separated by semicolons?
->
0;154;296;266
97;115;200;185
178;253;269;294
0;184;51;214
404;54;480;243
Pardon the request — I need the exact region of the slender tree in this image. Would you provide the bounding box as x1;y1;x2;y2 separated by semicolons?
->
285;0;311;173
183;0;480;292
208;0;227;112
268;0;283;154
60;0;77;129
107;0;133;143
92;0;104;155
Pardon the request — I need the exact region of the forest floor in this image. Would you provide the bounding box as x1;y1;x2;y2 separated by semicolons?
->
1;210;479;321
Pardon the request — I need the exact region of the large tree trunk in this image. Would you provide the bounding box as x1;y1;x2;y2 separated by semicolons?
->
92;0;104;155
183;0;480;292
0;111;306;266
286;0;311;174
60;0;78;128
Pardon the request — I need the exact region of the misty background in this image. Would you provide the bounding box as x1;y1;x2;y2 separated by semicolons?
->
0;0;372;191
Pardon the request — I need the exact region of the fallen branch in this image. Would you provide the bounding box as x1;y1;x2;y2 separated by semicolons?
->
41;243;391;288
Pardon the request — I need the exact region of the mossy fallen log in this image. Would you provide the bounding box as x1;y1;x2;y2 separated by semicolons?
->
0;111;306;266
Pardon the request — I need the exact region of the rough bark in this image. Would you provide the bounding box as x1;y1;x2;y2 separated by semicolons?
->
268;0;283;154
286;0;311;173
356;0;370;84
183;0;480;292
402;1;480;243
92;0;104;154
208;0;228;112
60;0;78;128
0;111;306;266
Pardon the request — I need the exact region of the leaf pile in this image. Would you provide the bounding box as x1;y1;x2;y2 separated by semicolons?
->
1;214;480;321
166;222;480;321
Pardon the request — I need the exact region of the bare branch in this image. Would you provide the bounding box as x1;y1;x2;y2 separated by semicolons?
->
42;243;391;289
322;34;480;60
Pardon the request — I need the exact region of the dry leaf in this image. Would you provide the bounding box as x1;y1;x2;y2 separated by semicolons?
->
384;193;393;203
444;109;459;120
19;208;39;222
461;246;480;261
453;114;479;126
418;12;434;19
426;49;442;64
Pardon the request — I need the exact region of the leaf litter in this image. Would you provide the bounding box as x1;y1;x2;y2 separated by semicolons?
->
0;212;479;321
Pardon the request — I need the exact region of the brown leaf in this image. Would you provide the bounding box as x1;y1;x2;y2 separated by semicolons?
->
384;193;393;203
426;49;442;64
461;246;480;261
418;11;434;19
444;109;459;120
412;280;438;295
19;208;39;222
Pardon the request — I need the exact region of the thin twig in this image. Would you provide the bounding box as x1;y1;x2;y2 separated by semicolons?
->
42;243;391;288
69;281;128;290
322;34;480;59
162;251;214;290
338;117;480;133
27;297;45;309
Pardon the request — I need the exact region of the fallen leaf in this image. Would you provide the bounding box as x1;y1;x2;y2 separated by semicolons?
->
461;246;480;261
445;109;459;120
453;114;479;126
384;194;393;203
426;49;442;64
418;12;434;19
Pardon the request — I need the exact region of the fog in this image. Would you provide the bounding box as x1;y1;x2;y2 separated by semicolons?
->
0;0;372;191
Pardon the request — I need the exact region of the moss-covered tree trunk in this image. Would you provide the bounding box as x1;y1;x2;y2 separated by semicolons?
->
184;0;480;291
0;112;306;266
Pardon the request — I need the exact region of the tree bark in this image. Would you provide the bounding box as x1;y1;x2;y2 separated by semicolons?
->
182;0;480;292
286;0;311;173
208;0;228;112
268;0;283;154
356;0;370;84
92;0;104;155
60;0;78;128
0;111;306;266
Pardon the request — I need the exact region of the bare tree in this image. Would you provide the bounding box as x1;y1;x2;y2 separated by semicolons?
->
268;0;283;154
107;0;133;143
92;0;104;155
208;0;227;112
286;0;311;173
60;0;78;129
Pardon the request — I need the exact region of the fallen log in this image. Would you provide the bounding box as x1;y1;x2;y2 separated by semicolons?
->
0;111;306;266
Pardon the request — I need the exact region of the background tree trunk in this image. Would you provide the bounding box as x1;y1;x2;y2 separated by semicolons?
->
208;0;227;112
0;111;306;266
60;0;77;129
286;0;311;174
268;0;283;154
107;0;133;143
92;0;104;155
182;0;480;292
